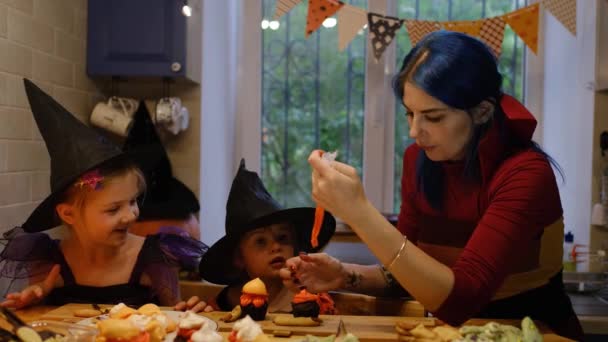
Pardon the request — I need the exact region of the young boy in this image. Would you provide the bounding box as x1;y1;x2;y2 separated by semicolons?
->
177;159;336;312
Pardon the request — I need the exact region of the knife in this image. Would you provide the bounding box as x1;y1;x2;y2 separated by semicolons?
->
335;319;347;341
0;307;42;342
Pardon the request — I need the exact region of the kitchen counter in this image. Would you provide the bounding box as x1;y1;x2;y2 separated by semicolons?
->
569;290;608;335
7;303;574;342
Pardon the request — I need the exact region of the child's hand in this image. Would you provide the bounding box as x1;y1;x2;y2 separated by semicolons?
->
1;264;60;309
174;296;215;313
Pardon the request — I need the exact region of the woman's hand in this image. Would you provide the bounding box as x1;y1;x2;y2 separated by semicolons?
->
174;296;215;313
1;264;60;309
280;253;346;293
308;150;368;223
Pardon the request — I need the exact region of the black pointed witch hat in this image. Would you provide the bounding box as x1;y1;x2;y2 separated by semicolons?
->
123;103;200;220
199;159;336;285
21;79;158;232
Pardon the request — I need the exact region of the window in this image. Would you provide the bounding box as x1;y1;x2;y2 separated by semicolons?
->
256;0;527;212
261;0;367;207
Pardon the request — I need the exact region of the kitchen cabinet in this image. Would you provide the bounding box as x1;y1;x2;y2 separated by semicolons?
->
87;0;201;82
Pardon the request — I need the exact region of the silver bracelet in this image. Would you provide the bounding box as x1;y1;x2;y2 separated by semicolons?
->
386;235;407;271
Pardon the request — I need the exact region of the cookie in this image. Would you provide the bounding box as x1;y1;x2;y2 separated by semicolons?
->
137;303;161;316
73;309;102;318
221;305;242;323
396;317;436;330
110;306;137;319
395;325;411;336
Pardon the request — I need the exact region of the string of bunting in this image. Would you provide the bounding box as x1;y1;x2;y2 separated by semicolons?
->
274;0;576;60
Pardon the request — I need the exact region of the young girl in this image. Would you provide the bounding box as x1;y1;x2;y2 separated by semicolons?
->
0;79;207;308
176;159;336;313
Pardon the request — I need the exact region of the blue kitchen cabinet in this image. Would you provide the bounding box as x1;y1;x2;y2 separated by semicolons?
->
87;0;200;82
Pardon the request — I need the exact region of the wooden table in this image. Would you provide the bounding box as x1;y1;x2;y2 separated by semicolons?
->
1;303;574;342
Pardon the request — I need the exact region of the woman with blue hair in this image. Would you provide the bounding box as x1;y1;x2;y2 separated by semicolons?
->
280;31;583;340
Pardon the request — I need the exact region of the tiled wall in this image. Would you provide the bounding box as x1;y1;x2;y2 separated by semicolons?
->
0;0;202;233
0;0;99;232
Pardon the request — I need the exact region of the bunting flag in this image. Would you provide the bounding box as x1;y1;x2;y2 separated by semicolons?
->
305;0;344;38
542;0;576;35
442;20;483;36
479;17;506;57
273;0;302;20
503;4;540;54
272;0;576;56
337;4;368;51
367;13;403;61
404;20;441;47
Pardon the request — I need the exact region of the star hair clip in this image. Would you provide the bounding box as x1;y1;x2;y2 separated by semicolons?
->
74;169;104;190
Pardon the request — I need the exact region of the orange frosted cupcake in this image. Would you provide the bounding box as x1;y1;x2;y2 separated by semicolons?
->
239;278;268;321
291;289;320;318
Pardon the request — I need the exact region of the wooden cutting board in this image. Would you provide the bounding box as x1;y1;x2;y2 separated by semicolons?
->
203;312;341;337
39;303;114;323
341;316;574;342
40;304;341;337
342;315;435;341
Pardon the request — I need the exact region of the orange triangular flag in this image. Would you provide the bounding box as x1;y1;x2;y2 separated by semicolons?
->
479;17;506;57
404;20;441;47
442;20;483;37
273;0;303;20
305;0;344;38
503;4;540;54
542;0;576;35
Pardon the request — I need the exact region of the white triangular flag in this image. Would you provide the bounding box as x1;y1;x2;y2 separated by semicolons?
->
337;4;368;51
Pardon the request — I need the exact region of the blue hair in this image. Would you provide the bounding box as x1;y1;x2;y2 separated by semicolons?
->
392;31;563;211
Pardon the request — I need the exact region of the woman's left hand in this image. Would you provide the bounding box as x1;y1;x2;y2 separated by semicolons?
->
308;150;368;223
280;253;347;293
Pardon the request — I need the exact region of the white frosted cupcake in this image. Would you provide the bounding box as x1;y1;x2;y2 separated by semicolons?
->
190;323;222;342
229;315;270;342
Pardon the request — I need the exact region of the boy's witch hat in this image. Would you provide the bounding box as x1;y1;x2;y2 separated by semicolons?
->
21;79;157;232
199;159;336;285
122;103;200;220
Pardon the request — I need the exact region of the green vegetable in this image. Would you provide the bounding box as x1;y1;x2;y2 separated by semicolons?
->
521;316;543;342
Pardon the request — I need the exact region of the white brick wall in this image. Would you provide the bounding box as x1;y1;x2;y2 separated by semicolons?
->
0;0;100;232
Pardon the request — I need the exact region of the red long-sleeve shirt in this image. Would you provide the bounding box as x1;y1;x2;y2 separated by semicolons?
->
396;96;564;325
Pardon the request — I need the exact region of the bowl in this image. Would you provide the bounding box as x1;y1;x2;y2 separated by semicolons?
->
29;321;97;342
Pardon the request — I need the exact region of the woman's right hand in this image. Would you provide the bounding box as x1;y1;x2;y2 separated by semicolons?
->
308;150;368;224
280;253;347;293
1;264;60;309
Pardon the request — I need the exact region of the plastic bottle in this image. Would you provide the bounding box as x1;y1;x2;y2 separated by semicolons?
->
563;231;576;272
